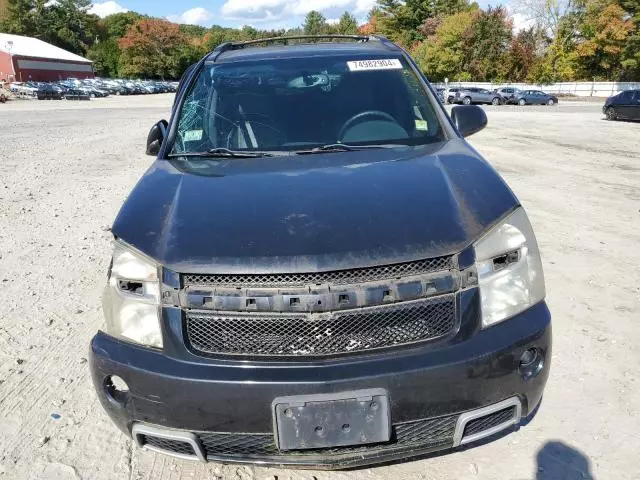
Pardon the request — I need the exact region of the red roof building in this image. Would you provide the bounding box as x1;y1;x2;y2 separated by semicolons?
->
0;33;94;82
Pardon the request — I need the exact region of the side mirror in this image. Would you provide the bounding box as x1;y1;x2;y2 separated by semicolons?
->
450;105;487;138
146;120;168;156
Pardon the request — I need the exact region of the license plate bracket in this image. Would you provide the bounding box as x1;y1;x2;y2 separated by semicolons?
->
272;389;391;451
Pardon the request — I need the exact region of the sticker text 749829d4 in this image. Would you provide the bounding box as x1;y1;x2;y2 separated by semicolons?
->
347;59;403;72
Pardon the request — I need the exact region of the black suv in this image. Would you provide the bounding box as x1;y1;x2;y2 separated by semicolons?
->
91;35;551;469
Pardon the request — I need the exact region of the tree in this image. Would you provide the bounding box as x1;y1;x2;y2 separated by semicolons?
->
410;9;477;81
48;0;99;55
504;27;542;81
1;0;99;55
1;0;40;35
375;0;470;45
574;0;633;79
617;0;640;79
102;11;146;38
87;38;120;77
359;8;380;34
303;10;329;35
119;19;187;79
461;7;513;81
336;12;359;34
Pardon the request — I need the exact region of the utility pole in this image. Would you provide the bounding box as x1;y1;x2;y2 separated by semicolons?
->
5;40;15;82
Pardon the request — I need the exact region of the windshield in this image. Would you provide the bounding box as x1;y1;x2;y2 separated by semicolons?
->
170;53;445;155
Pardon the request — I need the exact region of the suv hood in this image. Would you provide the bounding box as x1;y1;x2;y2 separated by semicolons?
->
113;140;518;273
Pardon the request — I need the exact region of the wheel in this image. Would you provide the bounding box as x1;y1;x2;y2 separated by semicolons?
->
491;97;501;106
462;96;472;105
518;99;526;106
605;107;617;121
547;98;555;106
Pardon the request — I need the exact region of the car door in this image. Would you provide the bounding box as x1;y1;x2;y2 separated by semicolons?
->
615;91;633;119
532;91;543;104
629;91;640;120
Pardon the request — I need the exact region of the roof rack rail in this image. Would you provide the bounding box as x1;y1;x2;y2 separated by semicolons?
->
228;34;373;48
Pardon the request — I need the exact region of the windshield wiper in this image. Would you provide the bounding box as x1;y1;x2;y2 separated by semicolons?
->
168;148;274;159
295;144;402;155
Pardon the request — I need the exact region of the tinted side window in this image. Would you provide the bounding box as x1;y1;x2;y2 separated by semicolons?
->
619;91;632;101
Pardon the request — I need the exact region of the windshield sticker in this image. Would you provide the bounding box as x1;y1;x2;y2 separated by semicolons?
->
183;130;203;142
347;59;403;72
415;120;429;131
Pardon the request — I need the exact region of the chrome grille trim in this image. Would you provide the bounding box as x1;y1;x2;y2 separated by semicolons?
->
182;256;455;288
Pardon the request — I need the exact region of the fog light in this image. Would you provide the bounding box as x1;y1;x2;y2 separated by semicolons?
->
104;375;130;406
519;348;543;379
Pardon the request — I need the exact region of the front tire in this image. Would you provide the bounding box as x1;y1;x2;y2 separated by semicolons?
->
605;107;617;121
547;98;555;106
462;96;472;105
518;99;526;106
491;97;501;106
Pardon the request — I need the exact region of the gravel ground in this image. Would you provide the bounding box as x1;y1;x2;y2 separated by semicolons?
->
0;95;638;480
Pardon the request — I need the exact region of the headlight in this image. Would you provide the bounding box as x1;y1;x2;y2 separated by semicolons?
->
474;207;545;328
102;241;163;348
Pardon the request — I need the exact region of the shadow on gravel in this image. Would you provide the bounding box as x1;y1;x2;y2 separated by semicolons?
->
536;441;595;480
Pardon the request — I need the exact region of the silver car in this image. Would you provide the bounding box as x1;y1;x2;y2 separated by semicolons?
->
453;87;503;106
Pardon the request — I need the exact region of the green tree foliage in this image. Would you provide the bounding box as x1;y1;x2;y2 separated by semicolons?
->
462;7;513;81
1;0;98;55
376;0;469;45
303;10;329;35
336;12;359;35
504;28;542;81
87;38;120;77
1;0;638;81
118;19;187;79
410;9;476;81
102;11;146;38
575;0;634;79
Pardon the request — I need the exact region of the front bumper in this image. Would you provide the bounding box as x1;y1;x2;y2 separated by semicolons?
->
90;301;551;469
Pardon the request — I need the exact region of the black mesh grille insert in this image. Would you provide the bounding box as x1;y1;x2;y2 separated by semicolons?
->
182;256;454;288
198;415;457;458
462;406;517;439
140;435;196;456
185;295;456;357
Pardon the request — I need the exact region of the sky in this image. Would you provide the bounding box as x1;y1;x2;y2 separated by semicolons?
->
88;0;532;30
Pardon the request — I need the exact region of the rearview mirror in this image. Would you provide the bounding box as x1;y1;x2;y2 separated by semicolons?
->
146;120;168;156
450;105;487;138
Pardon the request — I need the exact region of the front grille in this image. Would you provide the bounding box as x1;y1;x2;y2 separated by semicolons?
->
462;406;517;438
182;256;454;288
185;294;456;357
139;435;195;456
198;415;457;458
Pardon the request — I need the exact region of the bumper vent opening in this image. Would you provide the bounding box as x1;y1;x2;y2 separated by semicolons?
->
132;424;205;461
454;397;522;447
140;435;196;456
462;406;517;438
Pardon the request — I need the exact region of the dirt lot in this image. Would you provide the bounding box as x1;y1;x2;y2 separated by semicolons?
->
0;95;638;480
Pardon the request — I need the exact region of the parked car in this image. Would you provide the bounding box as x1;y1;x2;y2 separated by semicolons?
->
445;87;460;103
453;87;503;105
436;87;446;102
36;84;63;100
0;91;7;103
603;89;640;121
90;35;550;469
10;82;38;96
494;87;521;104
514;90;558;106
